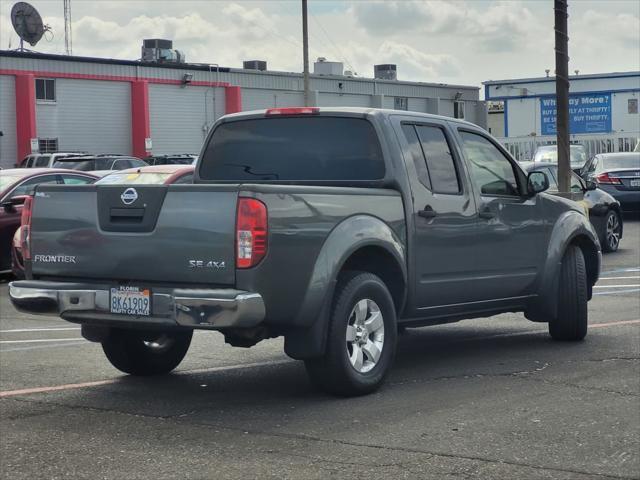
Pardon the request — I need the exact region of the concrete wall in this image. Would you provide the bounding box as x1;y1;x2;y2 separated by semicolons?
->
0;75;16;168
149;84;224;155
36;78;131;154
0;51;484;161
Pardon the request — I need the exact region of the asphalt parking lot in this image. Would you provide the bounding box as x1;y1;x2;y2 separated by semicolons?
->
1;221;638;480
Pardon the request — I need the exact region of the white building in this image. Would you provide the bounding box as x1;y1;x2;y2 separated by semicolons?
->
483;71;640;139
0;49;485;168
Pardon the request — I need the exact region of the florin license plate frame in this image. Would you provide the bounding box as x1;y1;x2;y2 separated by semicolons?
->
109;286;151;316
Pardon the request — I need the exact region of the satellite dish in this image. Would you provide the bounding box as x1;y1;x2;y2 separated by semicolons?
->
11;2;48;48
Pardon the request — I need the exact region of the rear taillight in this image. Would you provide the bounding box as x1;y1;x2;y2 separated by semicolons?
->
236;198;268;268
596;172;622;185
20;196;33;260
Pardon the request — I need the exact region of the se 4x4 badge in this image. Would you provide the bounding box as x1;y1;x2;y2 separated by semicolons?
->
189;260;226;269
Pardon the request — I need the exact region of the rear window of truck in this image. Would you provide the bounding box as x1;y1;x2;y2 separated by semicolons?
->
199;117;385;181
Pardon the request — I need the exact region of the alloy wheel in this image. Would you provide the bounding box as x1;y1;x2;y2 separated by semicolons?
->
345;299;385;373
606;211;621;251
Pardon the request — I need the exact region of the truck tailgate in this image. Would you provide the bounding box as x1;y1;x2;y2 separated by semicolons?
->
30;184;238;285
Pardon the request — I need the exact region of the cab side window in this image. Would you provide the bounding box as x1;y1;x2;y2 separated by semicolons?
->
460;131;520;197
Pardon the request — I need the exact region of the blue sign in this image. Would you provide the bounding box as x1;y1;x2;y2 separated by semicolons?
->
540;93;612;135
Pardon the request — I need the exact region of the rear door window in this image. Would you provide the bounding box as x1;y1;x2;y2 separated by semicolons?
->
415;125;460;194
199;117;385;181
401;124;431;190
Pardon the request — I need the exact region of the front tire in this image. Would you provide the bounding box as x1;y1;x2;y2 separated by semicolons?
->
548;246;588;341
102;329;192;375
305;271;397;396
601;209;622;253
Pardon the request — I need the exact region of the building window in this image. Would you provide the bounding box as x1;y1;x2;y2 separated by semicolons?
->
454;100;465;119
35;78;56;102
629;98;638;114
394;97;408;111
38;138;58;153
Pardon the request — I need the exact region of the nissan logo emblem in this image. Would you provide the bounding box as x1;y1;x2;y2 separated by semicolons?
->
121;188;138;205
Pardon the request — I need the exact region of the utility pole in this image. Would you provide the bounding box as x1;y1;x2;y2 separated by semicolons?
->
555;0;570;193
302;0;310;106
63;0;72;55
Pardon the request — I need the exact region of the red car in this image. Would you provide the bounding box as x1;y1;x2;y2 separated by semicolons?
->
95;164;195;185
11;165;195;277
1;168;97;275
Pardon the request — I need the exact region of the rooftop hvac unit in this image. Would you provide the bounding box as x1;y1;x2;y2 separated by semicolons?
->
141;38;186;64
374;64;397;80
243;60;267;71
314;57;344;76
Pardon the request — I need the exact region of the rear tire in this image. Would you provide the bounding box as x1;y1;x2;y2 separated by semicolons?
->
548;245;588;341
102;329;192;375
305;271;397;396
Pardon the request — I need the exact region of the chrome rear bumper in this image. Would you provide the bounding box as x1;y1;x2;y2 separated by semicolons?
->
9;281;265;330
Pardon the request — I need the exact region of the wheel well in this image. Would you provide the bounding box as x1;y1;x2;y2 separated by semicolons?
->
339;246;406;314
570;235;599;287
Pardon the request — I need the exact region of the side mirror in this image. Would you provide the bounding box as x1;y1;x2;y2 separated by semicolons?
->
527;171;549;196
1;195;28;213
584;180;597;191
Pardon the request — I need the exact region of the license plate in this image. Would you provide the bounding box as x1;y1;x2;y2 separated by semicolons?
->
630;179;640;187
110;287;151;316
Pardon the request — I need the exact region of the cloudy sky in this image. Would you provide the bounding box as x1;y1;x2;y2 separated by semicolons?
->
1;0;638;92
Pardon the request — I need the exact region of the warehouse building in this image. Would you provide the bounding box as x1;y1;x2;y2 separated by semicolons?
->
483;71;640;138
0;46;484;168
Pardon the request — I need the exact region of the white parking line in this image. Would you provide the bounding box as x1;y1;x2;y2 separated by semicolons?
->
594;284;640;288
594;288;640;296
0;327;80;333
0;338;83;345
597;276;640;281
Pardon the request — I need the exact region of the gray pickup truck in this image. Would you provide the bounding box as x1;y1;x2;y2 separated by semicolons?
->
10;107;601;396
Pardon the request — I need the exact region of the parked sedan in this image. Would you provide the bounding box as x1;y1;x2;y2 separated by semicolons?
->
523;162;623;252
0;168;97;274
581;152;640;212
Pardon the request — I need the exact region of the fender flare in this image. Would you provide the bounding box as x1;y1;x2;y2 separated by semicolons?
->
527;210;601;321
284;215;406;359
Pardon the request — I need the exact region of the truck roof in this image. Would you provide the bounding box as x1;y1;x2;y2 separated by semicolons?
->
221;107;479;129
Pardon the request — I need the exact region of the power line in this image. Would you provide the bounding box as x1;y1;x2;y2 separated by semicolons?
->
309;10;356;73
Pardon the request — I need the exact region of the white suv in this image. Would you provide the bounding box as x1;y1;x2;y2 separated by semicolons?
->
20;152;87;168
